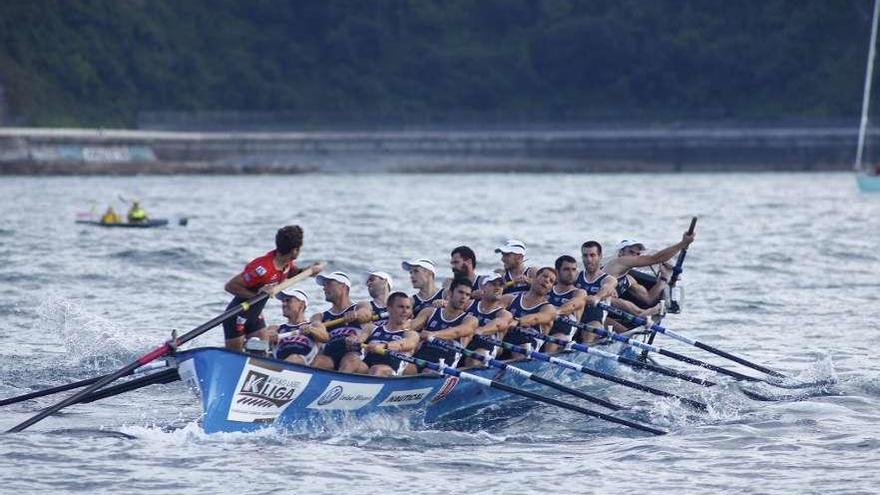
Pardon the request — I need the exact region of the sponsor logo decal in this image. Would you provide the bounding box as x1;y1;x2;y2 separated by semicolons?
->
378;387;433;407
255;266;268;276
242;273;253;283
307;380;383;410
429;377;460;404
227;359;312;423
317;385;344;406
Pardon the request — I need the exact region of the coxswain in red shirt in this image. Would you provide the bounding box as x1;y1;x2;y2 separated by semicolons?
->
222;225;323;351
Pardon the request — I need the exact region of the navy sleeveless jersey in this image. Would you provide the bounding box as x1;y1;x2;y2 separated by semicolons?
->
421;307;468;352
506;293;551;319
575;271;610;295
466;300;503;326
370;300;388;324
413;288;444;315
614;273;632;297
322;303;360;341
365;324;406;345
502;269;531;294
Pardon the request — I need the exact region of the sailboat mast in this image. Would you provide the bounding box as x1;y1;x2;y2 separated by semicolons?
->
856;0;880;172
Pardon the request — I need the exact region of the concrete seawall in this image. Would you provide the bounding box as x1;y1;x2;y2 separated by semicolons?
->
0;125;866;174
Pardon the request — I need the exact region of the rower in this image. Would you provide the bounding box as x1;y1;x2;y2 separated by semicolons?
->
350;292;421;376
463;273;514;367
100;206;119;224
265;288;329;365
576;240;619;342
361;270;393;324
310;271;372;372
499;267;558;358
403;277;478;375
543;255;589;353
403;258;445;314
603;232;694;308
127;201;148;223
495;239;532;294
450;245;482;292
222;225;323;352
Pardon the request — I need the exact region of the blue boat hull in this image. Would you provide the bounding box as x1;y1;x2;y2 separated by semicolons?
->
174;346;627;433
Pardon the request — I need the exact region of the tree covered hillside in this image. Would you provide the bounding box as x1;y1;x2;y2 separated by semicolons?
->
0;0;874;127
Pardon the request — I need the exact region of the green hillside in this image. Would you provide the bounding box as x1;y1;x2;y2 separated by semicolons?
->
0;0;874;127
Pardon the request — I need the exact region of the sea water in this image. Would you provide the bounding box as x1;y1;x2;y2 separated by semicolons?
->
0;172;878;494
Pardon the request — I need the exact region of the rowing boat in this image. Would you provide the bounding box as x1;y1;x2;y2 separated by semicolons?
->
173;343;631;434
76;219;170;228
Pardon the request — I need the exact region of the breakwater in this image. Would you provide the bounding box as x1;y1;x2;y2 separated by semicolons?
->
0;125;865;174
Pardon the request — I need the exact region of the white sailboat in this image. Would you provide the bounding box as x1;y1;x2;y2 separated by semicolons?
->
856;0;880;191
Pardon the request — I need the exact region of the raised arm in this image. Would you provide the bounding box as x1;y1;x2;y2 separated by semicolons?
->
606;232;695;274
410;307;434;333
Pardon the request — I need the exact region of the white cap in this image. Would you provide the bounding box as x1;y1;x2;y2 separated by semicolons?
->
495;239;526;255
316;271;352;289
275;288;309;308
480;273;504;286
401;258;436;275
615;240;646;254
366;271;393;290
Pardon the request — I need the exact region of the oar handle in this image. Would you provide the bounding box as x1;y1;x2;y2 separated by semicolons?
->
669;217;697;286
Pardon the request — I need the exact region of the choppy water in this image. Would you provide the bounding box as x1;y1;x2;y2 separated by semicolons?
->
1;173;879;494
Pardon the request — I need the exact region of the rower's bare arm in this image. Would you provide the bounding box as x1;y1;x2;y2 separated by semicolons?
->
224;274;257;299
557;289;588;316
476;310;513;336
391;331;421;353
410;307;433;333
286;261;324;278
637;232;696;267
611;297;646;316
264;325;280;345
431;316;478;340
596;276;618;301
518;305;557;327
306;322;330;343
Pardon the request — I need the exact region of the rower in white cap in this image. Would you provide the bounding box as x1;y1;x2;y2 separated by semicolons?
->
604;232;695;309
402;258;445;314
310;271;372;371
265;287;329;365
495;239;533;294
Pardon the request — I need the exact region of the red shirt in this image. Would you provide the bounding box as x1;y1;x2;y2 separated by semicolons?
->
240;250;296;289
